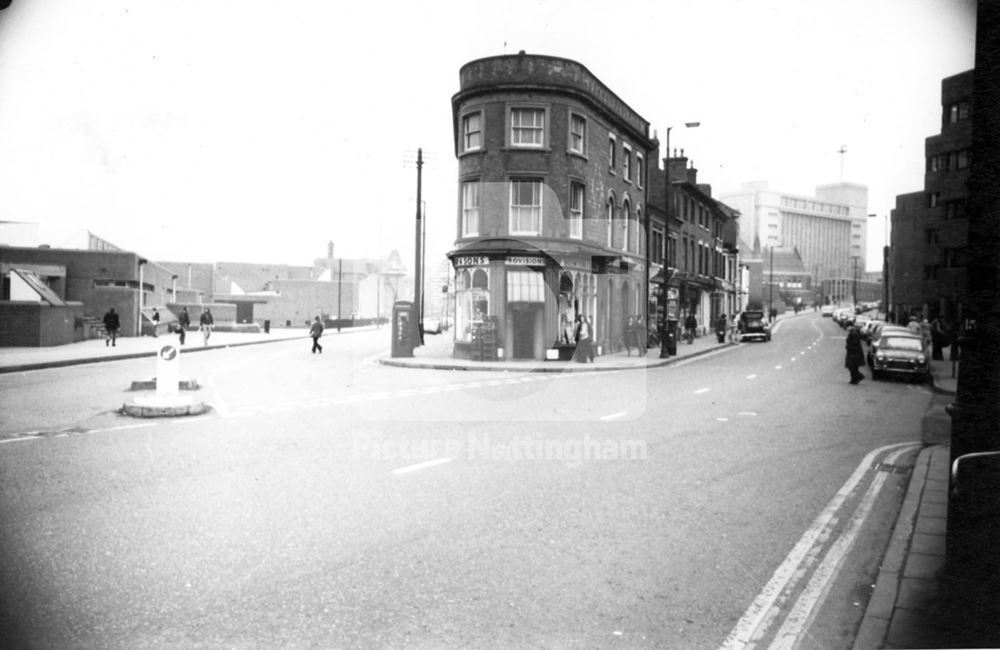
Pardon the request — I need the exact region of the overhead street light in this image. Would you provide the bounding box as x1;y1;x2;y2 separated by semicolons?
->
658;121;700;358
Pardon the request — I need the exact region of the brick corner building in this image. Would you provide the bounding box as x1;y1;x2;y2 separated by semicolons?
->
447;52;658;361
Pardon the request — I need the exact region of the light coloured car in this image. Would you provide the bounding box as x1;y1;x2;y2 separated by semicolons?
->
871;333;930;382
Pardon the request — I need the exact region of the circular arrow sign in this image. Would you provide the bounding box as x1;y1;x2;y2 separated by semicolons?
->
159;345;178;361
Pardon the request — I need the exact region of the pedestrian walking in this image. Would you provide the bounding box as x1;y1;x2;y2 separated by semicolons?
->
102;307;120;347
624;316;637;356
585;316;596;361
309;315;324;354
199;308;214;346
845;326;866;384
177;307;190;345
931;316;945;360
151;308;160;337
716;313;728;343
684;313;697;344
572;315;591;363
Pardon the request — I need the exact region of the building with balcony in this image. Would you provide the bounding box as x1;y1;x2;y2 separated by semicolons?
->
890;69;973;324
447;52;658;360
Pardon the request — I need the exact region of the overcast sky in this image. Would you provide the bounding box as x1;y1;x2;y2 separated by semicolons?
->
0;0;976;273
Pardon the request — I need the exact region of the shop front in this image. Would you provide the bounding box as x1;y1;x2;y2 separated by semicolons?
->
449;242;643;362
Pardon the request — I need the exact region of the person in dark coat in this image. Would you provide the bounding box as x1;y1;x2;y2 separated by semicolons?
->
624;316;637;356
151;308;160;337
845;326;866;384
572;315;591;363
309;316;324;354
177;307;190;345
199;308;214;346
102;308;120;346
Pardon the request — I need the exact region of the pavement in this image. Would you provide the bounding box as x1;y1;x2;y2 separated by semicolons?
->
0;314;971;647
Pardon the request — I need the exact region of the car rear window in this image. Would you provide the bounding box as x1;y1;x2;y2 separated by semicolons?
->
881;337;923;351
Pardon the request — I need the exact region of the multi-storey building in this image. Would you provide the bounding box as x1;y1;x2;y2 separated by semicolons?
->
891;70;972;323
720;181;869;291
447;53;657;360
647;154;738;334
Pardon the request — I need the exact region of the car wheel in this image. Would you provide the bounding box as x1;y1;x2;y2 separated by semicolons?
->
871;369;882;381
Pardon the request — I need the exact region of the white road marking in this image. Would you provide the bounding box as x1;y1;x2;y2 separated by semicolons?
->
774;365;783;370
694;388;710;394
102;423;157;432
391;457;453;475
791;358;798;362
718;442;920;650
599;411;628;421
717;417;730;422
738;411;758;416
0;436;38;445
746;374;757;380
770;447;914;648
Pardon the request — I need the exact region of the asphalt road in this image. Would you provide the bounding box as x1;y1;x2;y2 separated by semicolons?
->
0;315;934;648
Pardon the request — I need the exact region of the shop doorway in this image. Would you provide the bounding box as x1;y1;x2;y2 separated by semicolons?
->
511;303;543;359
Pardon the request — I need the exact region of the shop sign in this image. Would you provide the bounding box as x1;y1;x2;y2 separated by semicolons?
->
455;255;489;267
557;257;596;273
505;256;546;267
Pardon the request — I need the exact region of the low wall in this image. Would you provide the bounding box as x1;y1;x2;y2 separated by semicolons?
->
0;301;86;347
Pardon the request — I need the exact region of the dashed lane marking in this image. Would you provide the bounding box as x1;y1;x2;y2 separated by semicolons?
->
599;411;628;421
391;457;453;475
694;388;710;394
746;374;758;380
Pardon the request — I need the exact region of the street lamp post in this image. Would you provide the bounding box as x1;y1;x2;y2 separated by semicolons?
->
870;212;890;320
851;255;859;309
658;122;700;359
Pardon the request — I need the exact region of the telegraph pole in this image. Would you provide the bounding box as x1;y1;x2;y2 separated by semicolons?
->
412;148;424;348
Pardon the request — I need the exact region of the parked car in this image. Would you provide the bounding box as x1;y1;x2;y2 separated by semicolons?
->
833;308;855;328
737;310;771;342
867;327;922;368
820;305;836;317
870;333;930;382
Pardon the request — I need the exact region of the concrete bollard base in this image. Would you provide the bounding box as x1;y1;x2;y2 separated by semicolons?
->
128;377;200;391
122;395;210;418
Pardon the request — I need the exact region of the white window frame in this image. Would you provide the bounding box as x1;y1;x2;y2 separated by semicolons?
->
462;111;482;152
622;143;632;182
622;199;631;252
636;153;644;189
509;179;542;235
461;181;480;236
569;112;586;155
569;182;584;239
608;134;617;174
606;196;615;246
510;107;545;148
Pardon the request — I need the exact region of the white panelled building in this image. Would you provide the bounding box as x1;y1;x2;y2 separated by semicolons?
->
720;181;869;288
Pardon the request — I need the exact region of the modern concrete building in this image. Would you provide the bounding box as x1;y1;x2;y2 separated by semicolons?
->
720;181;869;294
447;52;658;361
890;70;973;324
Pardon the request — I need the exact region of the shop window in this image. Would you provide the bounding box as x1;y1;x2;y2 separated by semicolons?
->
507;270;544;302
456;268;490;342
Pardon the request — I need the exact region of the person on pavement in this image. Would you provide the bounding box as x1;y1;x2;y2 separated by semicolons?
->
199;308;214;346
684;313;697;344
177;307;190;345
845;326;866;384
309;315;324;354
102;308;120;347
151;308;160;337
572;315;590;363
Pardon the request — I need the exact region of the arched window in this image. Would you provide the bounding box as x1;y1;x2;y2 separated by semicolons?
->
622;199;631;252
456;267;490;343
606;194;615;247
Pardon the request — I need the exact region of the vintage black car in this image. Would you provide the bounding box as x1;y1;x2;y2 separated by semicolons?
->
737;310;771;342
